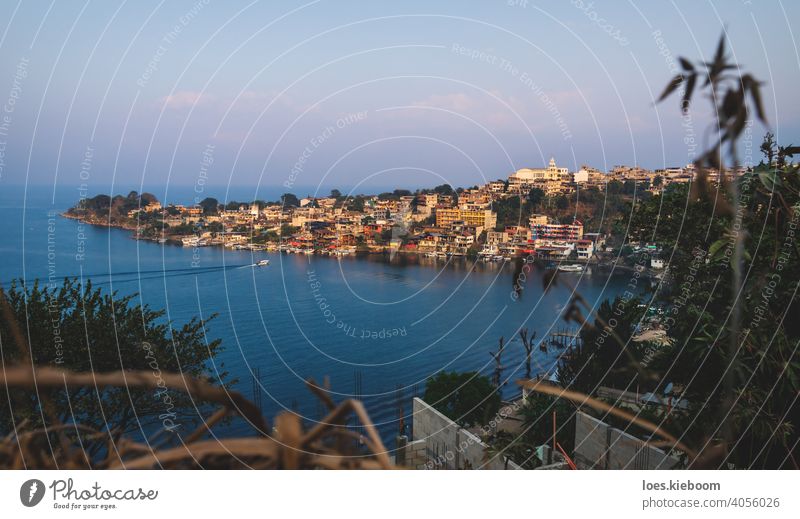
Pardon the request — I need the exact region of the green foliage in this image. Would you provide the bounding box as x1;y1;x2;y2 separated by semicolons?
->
280;193;300;207
68;192;159;223
166;223;197;235
433;184;454;196
423;371;500;427
198;197;219;215
0;279;228;442
347;197;365;212
487;393;576;469
527;187;545;208
607;180;623;194
603;133;800;467
205;221;223;233
491;196;526;230
280;224;300;236
557;297;645;394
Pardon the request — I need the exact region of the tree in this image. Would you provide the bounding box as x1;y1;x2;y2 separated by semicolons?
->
652;175;663;188
198;197;219;215
633;35;798;467
760;131;776;165
518;393;575;454
139;192;158;207
376;228;393;244
527;187;545;208
348;197;365;213
622;179;637;195
423;371;500;427
0;279;228;447
329;189;342;199
280;224;299;237
557;297;645;394
433;184;454;196
606;180;623;194
491;196;528;230
280;193;300;207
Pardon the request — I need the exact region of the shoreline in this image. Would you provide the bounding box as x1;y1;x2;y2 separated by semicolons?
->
59;212;659;279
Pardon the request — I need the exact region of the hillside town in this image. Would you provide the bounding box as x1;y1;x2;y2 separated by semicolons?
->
66;158;740;266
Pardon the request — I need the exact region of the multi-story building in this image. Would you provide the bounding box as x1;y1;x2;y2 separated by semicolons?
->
505;225;531;242
531;221;583;242
528;214;549;226
487;181;506;193
572;168;589;184
417;193;438;208
435;208;496;229
141;201;162;212
507;158;569;192
576;239;594;259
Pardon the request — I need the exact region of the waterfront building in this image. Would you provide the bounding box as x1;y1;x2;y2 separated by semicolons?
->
531;221;584;242
576;239;594;260
435;207;496;229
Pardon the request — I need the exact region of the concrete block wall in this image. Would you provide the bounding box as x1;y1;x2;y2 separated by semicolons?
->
573;411;680;469
409;397;520;470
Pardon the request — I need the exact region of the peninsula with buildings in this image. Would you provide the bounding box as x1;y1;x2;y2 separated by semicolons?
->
63;158;727;269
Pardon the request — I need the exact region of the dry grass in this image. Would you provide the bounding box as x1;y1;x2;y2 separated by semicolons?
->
0;368;393;469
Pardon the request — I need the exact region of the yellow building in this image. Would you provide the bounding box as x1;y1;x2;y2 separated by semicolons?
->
528;214;549;226
435;208;496;229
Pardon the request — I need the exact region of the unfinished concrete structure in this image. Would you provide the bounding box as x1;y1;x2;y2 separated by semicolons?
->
573;412;680;469
401;397;521;470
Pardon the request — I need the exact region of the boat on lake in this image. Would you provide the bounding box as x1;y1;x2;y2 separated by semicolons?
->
557;264;584;272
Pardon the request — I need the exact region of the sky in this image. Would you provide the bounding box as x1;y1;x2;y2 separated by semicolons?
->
0;0;798;195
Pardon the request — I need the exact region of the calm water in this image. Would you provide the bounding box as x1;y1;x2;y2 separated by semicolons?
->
1;185;631;442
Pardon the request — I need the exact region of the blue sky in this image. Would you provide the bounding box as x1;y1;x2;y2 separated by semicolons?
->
0;0;798;193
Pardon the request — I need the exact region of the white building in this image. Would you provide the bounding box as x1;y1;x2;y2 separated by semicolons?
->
507;158;569;191
573;168;589;184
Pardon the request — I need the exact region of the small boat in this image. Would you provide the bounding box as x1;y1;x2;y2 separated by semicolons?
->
557;264;584;272
256;259;270;267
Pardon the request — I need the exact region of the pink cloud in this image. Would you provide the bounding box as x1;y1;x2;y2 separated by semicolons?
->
159;91;214;109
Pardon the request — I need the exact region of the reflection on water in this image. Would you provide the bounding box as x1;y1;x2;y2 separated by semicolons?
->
1;186;633;442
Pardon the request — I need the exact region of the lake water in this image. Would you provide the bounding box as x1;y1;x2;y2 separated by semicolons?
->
1;185;632;443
